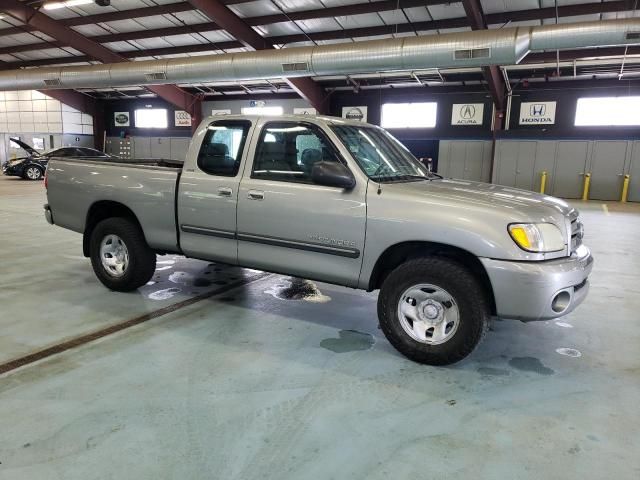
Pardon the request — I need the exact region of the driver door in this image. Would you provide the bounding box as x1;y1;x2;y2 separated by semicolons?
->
237;119;367;287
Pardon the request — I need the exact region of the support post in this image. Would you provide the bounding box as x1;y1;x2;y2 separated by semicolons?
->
582;173;591;201
621;174;630;203
540;171;548;194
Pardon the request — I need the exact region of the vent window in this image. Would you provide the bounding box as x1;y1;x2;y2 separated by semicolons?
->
282;62;309;73
144;72;167;81
454;47;491;60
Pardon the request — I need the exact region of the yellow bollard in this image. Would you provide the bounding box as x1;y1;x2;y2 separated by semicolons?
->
539;171;547;194
621;174;630;203
582;173;591;201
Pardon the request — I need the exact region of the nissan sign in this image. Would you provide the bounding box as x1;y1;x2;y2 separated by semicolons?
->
342;106;368;122
519;101;556;125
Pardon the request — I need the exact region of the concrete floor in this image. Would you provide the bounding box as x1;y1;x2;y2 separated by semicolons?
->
0;174;638;479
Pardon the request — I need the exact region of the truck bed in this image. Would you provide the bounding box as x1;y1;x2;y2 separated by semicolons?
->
46;157;181;253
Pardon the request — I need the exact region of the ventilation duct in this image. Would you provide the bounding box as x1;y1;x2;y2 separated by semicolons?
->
0;18;638;91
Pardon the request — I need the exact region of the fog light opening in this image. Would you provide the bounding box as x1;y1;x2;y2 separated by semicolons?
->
552;291;571;313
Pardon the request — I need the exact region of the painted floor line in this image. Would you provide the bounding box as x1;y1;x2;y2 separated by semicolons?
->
602;203;610;215
0;272;271;376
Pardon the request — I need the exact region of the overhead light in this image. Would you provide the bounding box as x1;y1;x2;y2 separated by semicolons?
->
43;0;93;11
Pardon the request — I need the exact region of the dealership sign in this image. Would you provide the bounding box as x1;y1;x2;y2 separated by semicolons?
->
342;106;368;122
519;101;556;125
451;103;484;125
114;111;130;127
175;110;192;127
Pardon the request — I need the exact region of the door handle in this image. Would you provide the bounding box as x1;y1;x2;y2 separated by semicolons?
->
247;190;264;200
218;187;232;197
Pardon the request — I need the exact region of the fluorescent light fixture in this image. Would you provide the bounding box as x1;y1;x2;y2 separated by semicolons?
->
43;0;93;11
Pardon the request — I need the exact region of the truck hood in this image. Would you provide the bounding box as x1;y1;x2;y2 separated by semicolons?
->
384;178;575;220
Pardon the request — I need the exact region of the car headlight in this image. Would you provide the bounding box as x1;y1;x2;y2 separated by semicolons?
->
508;223;565;253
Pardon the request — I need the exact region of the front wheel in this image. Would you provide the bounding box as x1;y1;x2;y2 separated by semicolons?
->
377;257;489;365
89;217;156;292
23;166;43;180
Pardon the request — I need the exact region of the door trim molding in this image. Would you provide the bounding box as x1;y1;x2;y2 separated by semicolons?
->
180;225;236;239
180;225;360;258
237;232;360;259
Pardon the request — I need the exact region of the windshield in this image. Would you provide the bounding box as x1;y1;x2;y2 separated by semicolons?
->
331;125;434;182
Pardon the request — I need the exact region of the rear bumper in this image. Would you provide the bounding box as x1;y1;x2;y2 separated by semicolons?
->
44;204;54;225
481;244;593;321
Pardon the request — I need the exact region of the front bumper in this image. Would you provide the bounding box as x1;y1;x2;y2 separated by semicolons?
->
2;164;22;177
481;244;593;321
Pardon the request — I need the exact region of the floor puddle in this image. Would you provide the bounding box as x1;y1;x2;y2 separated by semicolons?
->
508;356;555;375
320;329;375;353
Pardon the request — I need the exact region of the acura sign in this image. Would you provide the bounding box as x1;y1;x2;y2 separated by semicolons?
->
451;103;484;125
519;101;556;125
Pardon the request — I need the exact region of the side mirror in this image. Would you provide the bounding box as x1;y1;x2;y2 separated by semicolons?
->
311;161;356;189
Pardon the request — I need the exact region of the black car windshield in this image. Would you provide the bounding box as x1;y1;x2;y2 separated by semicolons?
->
331;125;436;182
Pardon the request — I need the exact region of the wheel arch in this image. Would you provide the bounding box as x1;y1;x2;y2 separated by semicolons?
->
367;241;496;315
83;201;144;257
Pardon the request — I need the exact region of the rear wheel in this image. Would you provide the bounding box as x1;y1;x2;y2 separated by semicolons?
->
377;257;489;365
89;217;156;291
23;166;43;180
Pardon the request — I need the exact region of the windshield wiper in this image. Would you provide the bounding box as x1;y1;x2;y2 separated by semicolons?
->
397;173;443;181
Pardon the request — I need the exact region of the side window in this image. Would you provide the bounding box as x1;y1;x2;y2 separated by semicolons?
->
54;148;73;157
252;122;341;183
78;148;101;156
198;120;251;176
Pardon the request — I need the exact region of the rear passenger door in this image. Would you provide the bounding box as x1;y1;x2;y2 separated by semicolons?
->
237;120;367;287
178;119;253;264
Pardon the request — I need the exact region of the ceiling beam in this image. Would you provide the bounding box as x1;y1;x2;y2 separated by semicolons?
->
0;0;201;122
3;0;631;38
4;0;636;59
0;0;453;37
185;0;326;112
462;0;506;112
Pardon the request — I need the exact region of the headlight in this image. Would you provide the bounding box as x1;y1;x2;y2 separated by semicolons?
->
508;223;565;253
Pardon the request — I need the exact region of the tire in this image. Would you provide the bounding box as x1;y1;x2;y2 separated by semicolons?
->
23;165;43;180
89;217;156;292
377;257;489;365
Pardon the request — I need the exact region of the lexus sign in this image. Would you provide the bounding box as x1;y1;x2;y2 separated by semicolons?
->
519;101;556;125
451;103;484;125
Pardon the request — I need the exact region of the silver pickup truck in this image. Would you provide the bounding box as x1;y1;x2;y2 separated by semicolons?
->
44;114;593;365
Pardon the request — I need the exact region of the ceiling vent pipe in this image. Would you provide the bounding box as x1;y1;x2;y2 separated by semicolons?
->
0;18;638;91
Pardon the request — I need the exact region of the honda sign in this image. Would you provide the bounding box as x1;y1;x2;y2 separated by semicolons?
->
519;101;556;125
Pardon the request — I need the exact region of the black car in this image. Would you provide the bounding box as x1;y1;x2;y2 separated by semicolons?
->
2;139;111;180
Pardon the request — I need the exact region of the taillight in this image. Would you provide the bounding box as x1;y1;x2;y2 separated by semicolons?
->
44;168;48;189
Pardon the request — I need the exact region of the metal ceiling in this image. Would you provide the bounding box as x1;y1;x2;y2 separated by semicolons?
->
0;0;638;99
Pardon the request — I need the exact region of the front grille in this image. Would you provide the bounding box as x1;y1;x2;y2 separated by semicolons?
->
570;215;583;253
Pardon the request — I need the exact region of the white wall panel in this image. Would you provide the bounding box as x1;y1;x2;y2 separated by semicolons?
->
33;99;47;112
